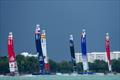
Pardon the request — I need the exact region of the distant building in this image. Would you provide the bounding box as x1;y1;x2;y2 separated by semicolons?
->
21;52;37;57
75;51;120;63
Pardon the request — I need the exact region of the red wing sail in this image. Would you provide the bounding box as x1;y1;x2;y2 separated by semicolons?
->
8;32;18;75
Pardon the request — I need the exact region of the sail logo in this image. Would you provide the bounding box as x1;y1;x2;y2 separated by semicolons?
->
81;37;86;43
70;41;73;47
41;35;45;39
36;35;38;39
10;63;14;68
39;56;43;61
82;32;85;38
106;41;109;47
8;40;11;45
10;56;15;61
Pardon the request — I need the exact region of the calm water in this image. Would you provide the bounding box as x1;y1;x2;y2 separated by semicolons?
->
0;75;120;80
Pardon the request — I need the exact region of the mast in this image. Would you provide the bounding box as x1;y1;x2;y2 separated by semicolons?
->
35;24;45;74
41;30;50;73
8;32;18;76
69;35;76;73
81;29;89;72
105;33;112;72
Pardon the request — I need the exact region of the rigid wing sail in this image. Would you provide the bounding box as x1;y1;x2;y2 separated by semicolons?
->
81;29;89;72
105;33;112;72
41;30;50;73
69;35;76;72
35;24;45;74
8;32;18;75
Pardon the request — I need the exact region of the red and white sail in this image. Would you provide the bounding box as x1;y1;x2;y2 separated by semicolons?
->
41;30;50;73
105;33;112;72
8;32;18;74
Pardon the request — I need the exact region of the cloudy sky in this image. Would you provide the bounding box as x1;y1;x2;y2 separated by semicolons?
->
0;0;120;61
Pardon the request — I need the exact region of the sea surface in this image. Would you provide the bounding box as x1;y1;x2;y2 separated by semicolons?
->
0;74;120;80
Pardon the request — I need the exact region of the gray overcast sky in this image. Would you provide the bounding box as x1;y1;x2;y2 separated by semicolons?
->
0;0;120;61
